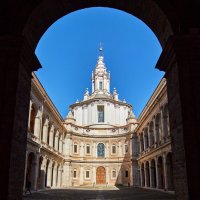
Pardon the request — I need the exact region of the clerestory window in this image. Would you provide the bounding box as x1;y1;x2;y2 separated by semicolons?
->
99;81;103;90
98;105;104;123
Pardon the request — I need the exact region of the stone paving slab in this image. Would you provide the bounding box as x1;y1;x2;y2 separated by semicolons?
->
23;187;175;200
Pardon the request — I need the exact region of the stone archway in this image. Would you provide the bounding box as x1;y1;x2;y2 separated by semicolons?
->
26;152;36;190
96;166;106;185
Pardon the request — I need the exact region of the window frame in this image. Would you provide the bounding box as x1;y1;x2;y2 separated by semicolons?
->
86;144;91;155
97;105;104;123
85;170;90;179
124;144;128;154
111;144;116;155
111;169;117;179
73;143;78;154
125;170;129;178
73;169;77;179
97;143;105;157
99;81;103;90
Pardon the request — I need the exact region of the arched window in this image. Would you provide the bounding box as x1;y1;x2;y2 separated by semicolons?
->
97;143;105;157
29;105;36;134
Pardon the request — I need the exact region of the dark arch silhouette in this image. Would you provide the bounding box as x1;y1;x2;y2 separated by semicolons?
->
23;1;174;50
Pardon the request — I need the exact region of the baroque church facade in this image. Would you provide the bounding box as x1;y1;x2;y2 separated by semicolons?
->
25;50;174;191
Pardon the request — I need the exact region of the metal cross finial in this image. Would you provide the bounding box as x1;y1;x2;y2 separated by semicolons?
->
99;42;103;56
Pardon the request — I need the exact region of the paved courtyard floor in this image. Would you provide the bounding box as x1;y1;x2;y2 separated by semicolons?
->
23;186;175;200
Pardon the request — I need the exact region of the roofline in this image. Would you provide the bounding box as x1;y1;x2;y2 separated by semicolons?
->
32;72;64;123
135;77;166;130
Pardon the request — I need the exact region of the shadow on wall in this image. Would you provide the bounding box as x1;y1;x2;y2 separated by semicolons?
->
114;133;132;188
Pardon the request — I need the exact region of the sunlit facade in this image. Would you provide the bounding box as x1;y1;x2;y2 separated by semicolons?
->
24;49;174;191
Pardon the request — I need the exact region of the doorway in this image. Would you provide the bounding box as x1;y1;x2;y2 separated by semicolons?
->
96;166;106;184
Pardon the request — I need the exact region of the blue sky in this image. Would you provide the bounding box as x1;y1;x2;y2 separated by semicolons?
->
35;7;163;118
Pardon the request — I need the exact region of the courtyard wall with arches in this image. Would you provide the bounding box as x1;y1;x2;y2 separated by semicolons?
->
135;78;174;191
25;74;65;191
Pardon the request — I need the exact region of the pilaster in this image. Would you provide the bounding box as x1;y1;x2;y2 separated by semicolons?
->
143;131;146;150
40;157;47;189
163;154;168;190
80;166;84;185
34;114;41;141
52;163;57;187
149;162;152;188
23;151;29;191
46;160;53;187
62;161;71;187
160;107;166;143
57;167;62;187
49;125;54;147
92;166;96;185
33;152;40;190
155;158;159;189
153;117;158;147
42;119;49;143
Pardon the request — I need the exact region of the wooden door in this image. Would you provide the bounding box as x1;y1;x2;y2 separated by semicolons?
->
96;166;106;184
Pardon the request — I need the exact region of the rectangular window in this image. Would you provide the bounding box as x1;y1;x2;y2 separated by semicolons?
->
74;144;78;154
86;170;90;179
112;170;116;178
98;105;104;123
99;81;103;90
112;145;116;154
73;170;77;178
86;144;90;154
124;144;128;154
125;170;129;178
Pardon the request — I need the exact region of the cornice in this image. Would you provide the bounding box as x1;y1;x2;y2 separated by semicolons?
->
70;131;131;138
70;96;132;109
137;140;171;161
68;160;131;164
31;73;65;130
64;122;131;130
135;78;167;131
